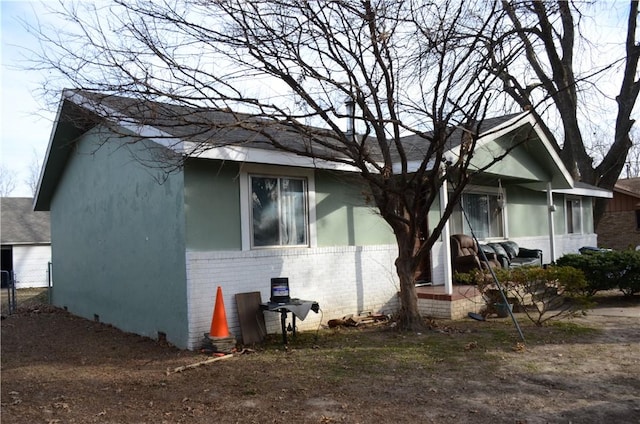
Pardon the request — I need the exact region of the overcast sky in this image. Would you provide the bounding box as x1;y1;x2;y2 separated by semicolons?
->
0;1;635;198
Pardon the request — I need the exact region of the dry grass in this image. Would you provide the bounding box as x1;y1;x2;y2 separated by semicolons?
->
0;287;49;315
2;292;639;423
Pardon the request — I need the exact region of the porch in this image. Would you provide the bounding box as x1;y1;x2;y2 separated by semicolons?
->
416;285;484;320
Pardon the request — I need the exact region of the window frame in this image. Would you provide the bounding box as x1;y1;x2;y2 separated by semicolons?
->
565;196;583;234
449;186;507;241
239;164;316;250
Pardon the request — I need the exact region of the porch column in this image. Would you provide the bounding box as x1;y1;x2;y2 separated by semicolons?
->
547;182;556;263
440;179;453;295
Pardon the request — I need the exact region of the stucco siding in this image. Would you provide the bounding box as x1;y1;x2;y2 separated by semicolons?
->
49;128;190;348
184;165;395;251
186;245;400;350
315;171;395;246
505;186;549;238
11;245;51;288
184;159;242;251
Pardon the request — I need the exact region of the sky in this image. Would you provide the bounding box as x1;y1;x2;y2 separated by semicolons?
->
1;0;55;197
0;1;635;198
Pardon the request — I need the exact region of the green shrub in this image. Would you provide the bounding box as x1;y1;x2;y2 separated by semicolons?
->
617;250;640;296
556;250;640;296
457;266;590;326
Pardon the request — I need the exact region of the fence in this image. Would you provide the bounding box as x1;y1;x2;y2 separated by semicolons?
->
1;270;17;314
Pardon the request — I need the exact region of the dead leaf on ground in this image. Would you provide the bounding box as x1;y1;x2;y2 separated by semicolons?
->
464;341;478;350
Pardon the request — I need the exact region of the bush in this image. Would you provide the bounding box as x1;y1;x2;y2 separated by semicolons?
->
457;266;590;326
617;250;640;296
556;250;640;296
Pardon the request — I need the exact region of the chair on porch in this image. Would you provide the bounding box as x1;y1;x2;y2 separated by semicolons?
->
450;234;500;275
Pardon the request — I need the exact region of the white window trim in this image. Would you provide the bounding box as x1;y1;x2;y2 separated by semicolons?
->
449;186;508;241
564;195;583;235
239;163;317;251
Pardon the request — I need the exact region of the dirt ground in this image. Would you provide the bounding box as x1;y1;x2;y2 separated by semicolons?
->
1;289;639;424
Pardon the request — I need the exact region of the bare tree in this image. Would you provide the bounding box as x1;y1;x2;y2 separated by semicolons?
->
589;126;640;179
0;165;17;197
623;127;640;178
25;149;42;197
494;1;640;224
31;0;520;330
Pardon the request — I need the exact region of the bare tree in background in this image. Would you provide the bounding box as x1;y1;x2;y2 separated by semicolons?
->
495;0;640;224
25;149;42;197
0;165;17;197
30;0;521;330
623;127;640;178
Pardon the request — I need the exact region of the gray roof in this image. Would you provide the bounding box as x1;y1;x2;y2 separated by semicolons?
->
66;90;527;164
615;178;640;197
68;90;346;160
1;198;51;244
36;90;554;210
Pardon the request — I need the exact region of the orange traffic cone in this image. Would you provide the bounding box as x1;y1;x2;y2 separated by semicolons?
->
209;286;231;338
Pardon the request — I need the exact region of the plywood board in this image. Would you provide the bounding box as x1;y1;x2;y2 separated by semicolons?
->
235;291;266;345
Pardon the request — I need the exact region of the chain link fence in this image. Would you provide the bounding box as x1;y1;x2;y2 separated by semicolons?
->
1;270;17;315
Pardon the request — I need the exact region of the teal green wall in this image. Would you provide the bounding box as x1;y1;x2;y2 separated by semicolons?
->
182;163;394;249
184;159;242;250
505;186;550;237
49;127;189;348
505;187;595;237
315;171;395;246
473;129;552;183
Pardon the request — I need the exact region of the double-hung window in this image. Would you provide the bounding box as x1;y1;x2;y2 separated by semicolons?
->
450;192;505;240
250;175;309;247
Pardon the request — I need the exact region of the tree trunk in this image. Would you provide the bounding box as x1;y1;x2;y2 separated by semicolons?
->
395;255;425;331
392;226;429;331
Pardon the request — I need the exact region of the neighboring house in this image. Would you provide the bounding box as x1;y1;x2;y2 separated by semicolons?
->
34;90;610;349
596;178;640;250
1;197;51;288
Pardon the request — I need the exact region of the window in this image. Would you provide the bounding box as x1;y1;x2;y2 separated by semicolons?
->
566;198;582;234
636;210;640;231
250;175;308;247
450;192;504;240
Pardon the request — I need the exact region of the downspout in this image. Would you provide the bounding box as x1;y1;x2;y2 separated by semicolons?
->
547;182;556;263
440;177;453;295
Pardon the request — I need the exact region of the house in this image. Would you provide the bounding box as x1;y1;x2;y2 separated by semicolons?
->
1;197;51;288
596;178;640;250
34;90;611;349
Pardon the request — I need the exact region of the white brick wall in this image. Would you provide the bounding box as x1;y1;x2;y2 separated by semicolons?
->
184;233;597;349
185;245;400;350
11;245;51;288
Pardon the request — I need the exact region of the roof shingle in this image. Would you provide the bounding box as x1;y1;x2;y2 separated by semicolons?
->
615;178;640;196
1;198;51;244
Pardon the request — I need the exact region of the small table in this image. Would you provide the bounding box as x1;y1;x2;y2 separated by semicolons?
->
260;299;320;345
